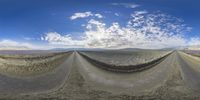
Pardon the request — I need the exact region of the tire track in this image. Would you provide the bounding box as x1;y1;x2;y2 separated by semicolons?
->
177;51;200;91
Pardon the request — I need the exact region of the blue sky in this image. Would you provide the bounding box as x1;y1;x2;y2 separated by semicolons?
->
0;0;199;49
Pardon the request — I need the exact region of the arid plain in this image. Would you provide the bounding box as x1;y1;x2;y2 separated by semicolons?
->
0;49;199;100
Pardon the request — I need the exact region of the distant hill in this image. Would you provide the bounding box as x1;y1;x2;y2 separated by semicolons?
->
0;46;30;50
185;45;200;50
50;48;106;51
119;48;173;51
50;48;73;51
50;47;176;51
177;45;200;50
50;46;200;51
50;48;88;51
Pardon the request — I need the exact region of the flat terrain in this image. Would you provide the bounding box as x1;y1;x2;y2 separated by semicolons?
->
182;50;200;57
0;50;199;100
79;49;170;66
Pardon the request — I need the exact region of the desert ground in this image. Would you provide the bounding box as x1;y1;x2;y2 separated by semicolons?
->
0;49;199;100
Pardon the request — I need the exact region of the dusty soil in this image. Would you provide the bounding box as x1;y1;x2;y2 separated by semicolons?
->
0;52;70;77
0;50;200;100
80;50;170;66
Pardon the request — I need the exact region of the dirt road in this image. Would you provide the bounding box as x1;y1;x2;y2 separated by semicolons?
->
0;51;200;99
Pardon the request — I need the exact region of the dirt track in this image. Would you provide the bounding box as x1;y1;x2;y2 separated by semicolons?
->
0;50;200;100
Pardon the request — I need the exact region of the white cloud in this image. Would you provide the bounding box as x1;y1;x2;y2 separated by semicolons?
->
114;13;119;16
0;39;40;50
188;37;200;46
43;11;198;49
82;16;187;48
43;32;84;47
23;37;35;40
0;40;21;46
111;3;139;8
70;12;92;20
94;14;103;18
0;39;64;50
133;10;148;15
86;19;105;30
70;12;103;20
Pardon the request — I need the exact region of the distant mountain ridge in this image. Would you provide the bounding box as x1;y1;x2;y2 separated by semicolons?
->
177;45;200;50
50;48;104;51
185;45;200;50
0;46;30;50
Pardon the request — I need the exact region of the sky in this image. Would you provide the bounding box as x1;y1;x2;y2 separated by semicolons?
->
0;0;200;49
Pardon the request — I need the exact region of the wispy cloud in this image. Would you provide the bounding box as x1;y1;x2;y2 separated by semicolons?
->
0;39;58;50
42;32;84;47
94;14;103;18
188;37;200;46
111;3;139;8
0;39;38;50
133;10;148;15
42;11;196;49
70;11;103;20
23;37;35;40
114;13;120;16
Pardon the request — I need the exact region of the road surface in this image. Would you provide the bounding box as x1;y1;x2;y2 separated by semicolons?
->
0;52;74;94
0;51;199;99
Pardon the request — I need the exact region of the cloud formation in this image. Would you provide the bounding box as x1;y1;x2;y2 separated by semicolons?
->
188;37;200;46
0;39;37;50
111;3;139;8
70;12;103;20
42;32;84;46
114;13;120;16
43;11;197;49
